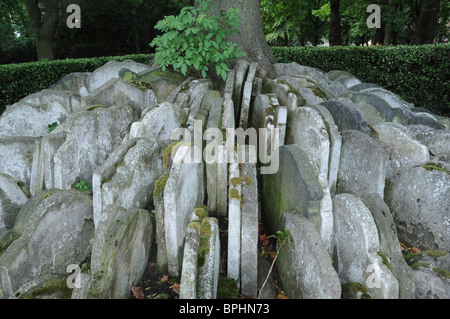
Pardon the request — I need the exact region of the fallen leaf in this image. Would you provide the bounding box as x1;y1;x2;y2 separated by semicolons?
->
171;283;180;294
410;247;421;254
160;274;169;282
150;262;156;268
277;293;288;299
131;286;145;299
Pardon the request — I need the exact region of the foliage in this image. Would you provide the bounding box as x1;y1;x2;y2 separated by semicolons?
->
75;180;92;192
259;229;292;299
0;53;153;116
150;0;245;81
48;122;58;132
272;44;450;116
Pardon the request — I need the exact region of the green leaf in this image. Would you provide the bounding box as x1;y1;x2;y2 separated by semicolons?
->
181;63;188;75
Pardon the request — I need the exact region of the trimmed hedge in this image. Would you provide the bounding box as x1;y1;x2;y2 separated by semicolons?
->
0;54;154;115
272;45;450;117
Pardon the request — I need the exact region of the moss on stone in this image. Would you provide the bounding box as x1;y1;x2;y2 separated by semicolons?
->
198;218;214;268
194;206;209;220
433;267;450;280
163;141;181;169
228;188;242;202
230;177;241;187
410;262;430;270
341;282;371;299
217;277;238;299
421;162;450;174
377;251;391;269
311;87;327;100
153;174;169;200
242;174;253;186
24;277;72;299
87;105;110;112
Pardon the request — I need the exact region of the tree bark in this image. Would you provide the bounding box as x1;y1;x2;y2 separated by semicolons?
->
23;0;59;61
383;0;395;45
203;0;277;78
411;0;440;44
329;0;342;46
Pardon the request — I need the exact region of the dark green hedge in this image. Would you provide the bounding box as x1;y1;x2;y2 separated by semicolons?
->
272;45;450;117
0;54;154;115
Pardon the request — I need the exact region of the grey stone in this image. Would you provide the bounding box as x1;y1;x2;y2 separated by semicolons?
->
277;210;341;299
321;99;371;134
406;125;450;159
85;77;156;116
164;145;204;277
385;166;450;253
40;104;137;191
262;145;323;235
261;79;302;111
309;104;342;195
333;194;399;299
348;83;381;92
86;60;151;92
257;256;277;299
342;91;395;124
408;113;445;130
93;138;163;228
0;101;70;138
373;122;430;176
71;273;93;299
130;102;186;141
0;136;38;189
227;162;242;288
0;190;94;299
233;60;250;123
91;205;154;299
240;162;259;298
0;174;29;229
273;62;326;81
14;89;82;113
360;193;415;299
404;251;450;299
179;224;200;299
50;72;90;96
337;130;388;198
198;217;220;299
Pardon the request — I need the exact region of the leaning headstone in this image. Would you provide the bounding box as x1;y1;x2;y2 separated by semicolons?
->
0;174;29;229
384;166;450;253
408;113;445;130
130;102;186;141
261;79;302;111
84;77;156;116
0;101;70;138
153;173;169;274
406;125;450;159
239;62;258;129
337;130;388;199
0;190;94;299
198;217;220;299
342;91;394;124
333;193;399;299
93;138;163;228
0;136;38;189
13;89;82;113
90;205;154;299
360;193;415;299
164;145;205;276
40;103;137;191
227;161;242;288
373;122;430;176
286;106;330;180
240;161;259;298
86;60;152;92
321;99;371;134
277;210;341;299
179;224;200;299
262;145;323;235
233;61;250;123
309;104;342;195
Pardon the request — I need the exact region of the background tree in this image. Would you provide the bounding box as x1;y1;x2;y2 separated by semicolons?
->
23;0;59;61
329;0;342;45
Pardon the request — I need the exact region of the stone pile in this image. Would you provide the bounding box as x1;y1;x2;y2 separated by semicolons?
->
0;58;449;299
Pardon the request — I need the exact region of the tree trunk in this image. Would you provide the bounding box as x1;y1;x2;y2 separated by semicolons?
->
204;0;277;78
329;0;342;46
23;0;59;61
411;0;440;44
383;0;395;45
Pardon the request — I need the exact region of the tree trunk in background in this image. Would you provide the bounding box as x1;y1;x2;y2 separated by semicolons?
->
383;0;394;45
411;0;440;44
23;0;59;61
204;0;277;78
329;0;342;46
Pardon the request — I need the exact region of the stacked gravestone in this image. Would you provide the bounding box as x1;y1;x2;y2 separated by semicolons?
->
239;62;259;129
179;207;221;299
164;145;205;277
